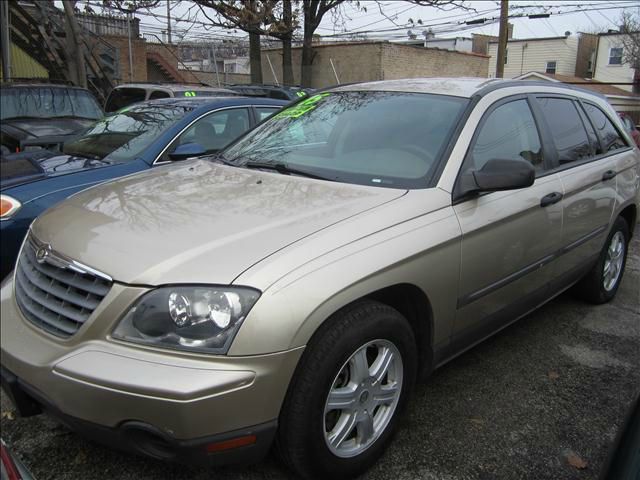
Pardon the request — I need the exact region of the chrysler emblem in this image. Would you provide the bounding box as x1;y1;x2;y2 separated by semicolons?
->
35;245;51;264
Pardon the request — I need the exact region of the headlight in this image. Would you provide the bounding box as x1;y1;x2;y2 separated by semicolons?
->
0;195;21;219
112;286;260;354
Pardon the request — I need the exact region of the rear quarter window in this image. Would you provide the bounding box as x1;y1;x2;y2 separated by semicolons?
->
584;103;627;152
537;97;592;164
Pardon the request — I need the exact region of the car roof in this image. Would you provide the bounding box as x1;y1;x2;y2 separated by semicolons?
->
229;84;306;91
330;77;606;100
127;96;288;109
113;83;233;92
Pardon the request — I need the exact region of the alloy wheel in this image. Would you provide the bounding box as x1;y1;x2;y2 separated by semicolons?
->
323;339;403;458
603;231;625;292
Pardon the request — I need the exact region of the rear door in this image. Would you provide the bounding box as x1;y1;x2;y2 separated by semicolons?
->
534;96;628;279
452;95;564;345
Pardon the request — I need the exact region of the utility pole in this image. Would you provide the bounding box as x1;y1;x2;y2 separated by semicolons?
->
62;0;87;87
0;0;11;80
496;0;509;78
166;0;172;44
127;10;134;81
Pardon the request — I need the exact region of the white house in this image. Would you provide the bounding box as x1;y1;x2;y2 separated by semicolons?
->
423;37;473;53
593;31;637;93
487;35;579;78
393;36;473;53
514;71;640;116
223;57;250;74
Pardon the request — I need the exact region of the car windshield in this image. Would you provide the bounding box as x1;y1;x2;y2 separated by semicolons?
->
223;91;467;188
61;103;193;162
0;87;102;120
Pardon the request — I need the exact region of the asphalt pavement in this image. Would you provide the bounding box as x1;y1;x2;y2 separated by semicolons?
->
2;227;639;480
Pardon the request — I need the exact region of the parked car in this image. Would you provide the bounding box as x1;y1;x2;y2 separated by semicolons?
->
226;83;314;101
600;393;640;480
1;79;638;479
0;438;34;480
618;112;640;147
1;83;103;155
0;96;285;279
104;83;239;113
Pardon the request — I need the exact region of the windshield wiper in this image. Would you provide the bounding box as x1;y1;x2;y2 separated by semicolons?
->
63;151;103;160
205;152;234;166
243;161;334;181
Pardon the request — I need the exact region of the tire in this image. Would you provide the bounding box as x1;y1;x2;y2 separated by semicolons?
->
276;300;417;479
573;216;630;304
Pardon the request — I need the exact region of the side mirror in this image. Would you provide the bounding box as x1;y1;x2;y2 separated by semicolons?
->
459;158;535;196
169;142;206;161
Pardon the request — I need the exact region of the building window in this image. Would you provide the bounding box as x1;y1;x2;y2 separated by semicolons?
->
609;47;623;65
546;61;557;74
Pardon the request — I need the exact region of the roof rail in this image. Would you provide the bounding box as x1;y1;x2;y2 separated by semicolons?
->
475;79;608;100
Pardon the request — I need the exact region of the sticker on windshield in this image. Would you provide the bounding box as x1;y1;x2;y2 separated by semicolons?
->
276;93;330;119
184;91;197;97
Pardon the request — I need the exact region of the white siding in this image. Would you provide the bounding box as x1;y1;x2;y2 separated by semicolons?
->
487;36;578;78
593;35;635;93
423;38;473;53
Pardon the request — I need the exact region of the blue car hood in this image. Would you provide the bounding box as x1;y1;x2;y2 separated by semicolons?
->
1;151;111;190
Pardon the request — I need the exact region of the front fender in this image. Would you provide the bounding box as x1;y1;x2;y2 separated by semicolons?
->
229;205;461;356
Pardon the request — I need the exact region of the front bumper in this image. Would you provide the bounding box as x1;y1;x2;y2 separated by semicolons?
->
0;277;304;464
1;366;277;465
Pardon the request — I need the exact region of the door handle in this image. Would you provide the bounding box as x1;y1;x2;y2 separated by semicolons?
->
602;170;617;181
540;192;563;207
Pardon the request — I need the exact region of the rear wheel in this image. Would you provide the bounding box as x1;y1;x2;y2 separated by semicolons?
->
276;300;417;479
573;216;630;304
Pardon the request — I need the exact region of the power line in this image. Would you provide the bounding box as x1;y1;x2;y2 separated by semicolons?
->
320;3;637;38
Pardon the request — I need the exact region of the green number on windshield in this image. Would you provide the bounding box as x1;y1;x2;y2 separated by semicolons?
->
276;93;330;119
184;91;197;97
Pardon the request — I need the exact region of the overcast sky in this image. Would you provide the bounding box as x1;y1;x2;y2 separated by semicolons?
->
88;0;639;43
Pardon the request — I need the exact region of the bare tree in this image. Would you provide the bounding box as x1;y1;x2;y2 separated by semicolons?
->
300;0;470;87
619;10;640;71
301;0;347;87
98;0;163;11
195;1;278;83
268;0;299;85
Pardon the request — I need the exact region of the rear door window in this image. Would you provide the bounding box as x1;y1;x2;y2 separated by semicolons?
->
536;97;592;165
104;88;147;112
583;103;628;152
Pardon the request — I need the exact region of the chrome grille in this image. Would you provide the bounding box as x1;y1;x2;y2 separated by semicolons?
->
15;235;112;338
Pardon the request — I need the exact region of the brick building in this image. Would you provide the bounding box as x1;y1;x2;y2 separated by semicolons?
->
259;41;489;88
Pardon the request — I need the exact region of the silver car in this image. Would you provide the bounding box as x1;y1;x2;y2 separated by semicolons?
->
1;78;638;479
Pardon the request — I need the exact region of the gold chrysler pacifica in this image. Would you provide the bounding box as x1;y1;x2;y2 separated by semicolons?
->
1;78;639;479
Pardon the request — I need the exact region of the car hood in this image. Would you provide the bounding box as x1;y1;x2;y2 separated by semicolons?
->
32;160;406;285
2;117;94;138
1;151;111;189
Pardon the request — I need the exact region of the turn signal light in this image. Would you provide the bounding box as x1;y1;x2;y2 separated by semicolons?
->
205;434;257;453
0;195;22;219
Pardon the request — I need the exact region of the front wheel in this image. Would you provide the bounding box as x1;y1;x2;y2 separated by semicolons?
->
573;216;630;304
276;300;417;479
